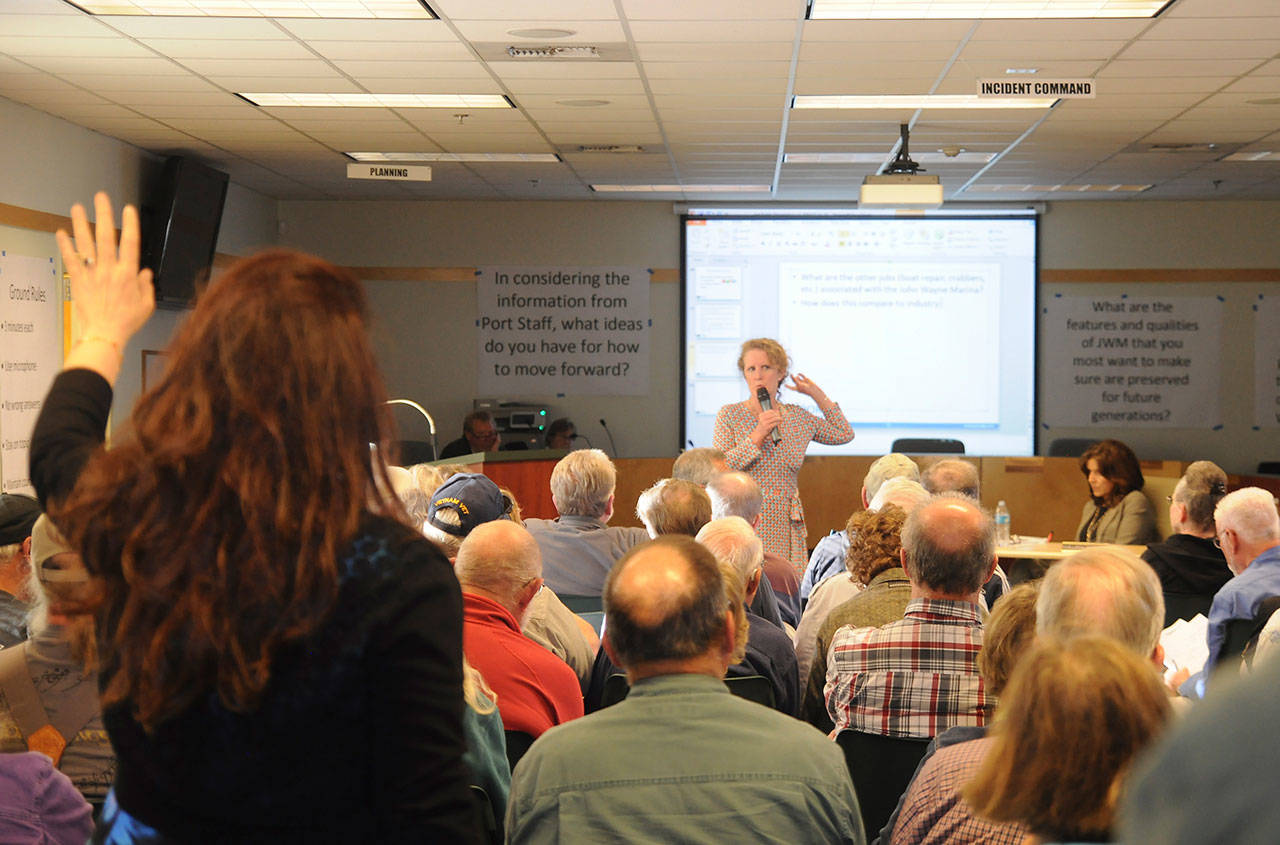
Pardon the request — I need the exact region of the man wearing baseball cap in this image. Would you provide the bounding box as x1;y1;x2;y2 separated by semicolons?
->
0;494;41;648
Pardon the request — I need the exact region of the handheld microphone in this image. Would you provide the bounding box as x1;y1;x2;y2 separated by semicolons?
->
599;418;618;457
756;387;782;445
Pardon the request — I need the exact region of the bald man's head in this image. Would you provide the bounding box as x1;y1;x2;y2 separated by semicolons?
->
455;519;542;605
603;535;729;670
901;493;996;595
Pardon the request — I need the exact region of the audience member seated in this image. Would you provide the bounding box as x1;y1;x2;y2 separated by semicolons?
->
706;470;802;627
414;472;597;691
32;198;474;839
826;494;996;738
1076;438;1159;545
506;536;863;844
964;637;1171;844
920;458;980;499
461;655;510;823
635;478;712;538
0;494;40;648
697;517;801;716
1142;460;1232;626
884;582;1040;845
1119;634;1280;844
583;517;800;716
456;520;583;738
0;515;114;804
797;478;931;696
544;417;576;450
802;453;919;603
439;410;500;459
0;751;92;845
523;450;649;596
1180;487;1280;698
800;506;912;733
919;458;1010;606
671;447;727;485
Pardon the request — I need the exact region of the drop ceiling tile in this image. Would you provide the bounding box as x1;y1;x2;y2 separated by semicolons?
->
101;17;291;40
451;20;626;41
1097;59;1262;77
0;14;115;37
1147;16;1280;39
275;19;456;41
0;73;82;93
1119;39;1280;60
58;73;217;91
1165;0;1280;17
960;40;1129;61
971;19;1150;41
1103;76;1232;94
501;77;647;95
636;43;794;62
20;56;193;75
177;58;342;77
332;60;492;80
549;131;666;145
525;109;655;123
652;94;782;110
647;77;789;95
642;60;790;79
628;20;795;41
796;61;951;83
308;41;474;61
432;0;618;20
143;104;274;120
489;61;641;79
99;89;249;107
801;19;976;41
517;93;650;109
200;77;360;92
800;41;962;61
138;38;316;60
0;36;156;58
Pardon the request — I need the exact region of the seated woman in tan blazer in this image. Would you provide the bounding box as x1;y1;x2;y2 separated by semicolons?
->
1075;439;1159;545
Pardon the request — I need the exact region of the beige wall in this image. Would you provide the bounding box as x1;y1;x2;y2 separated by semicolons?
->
279;197;1280;474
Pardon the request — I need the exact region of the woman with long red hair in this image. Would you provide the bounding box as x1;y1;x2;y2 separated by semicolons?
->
30;194;476;841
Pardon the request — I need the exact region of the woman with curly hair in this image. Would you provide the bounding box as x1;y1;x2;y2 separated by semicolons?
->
30;194;476;841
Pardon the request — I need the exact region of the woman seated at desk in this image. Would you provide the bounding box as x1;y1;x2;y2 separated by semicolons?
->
1076;439;1160;546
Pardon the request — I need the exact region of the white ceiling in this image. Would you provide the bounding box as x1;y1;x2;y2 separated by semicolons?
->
2;0;1279;202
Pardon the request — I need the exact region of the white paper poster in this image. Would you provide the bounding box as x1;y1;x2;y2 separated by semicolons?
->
1255;295;1280;429
476;266;650;396
0;252;62;494
1042;293;1223;428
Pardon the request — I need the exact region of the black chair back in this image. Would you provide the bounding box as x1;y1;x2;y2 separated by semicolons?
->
504;730;536;773
1163;591;1213;629
836;729;932;837
891;438;964;454
1221;595;1280;670
470;784;501;845
724;674;776;709
600;673;631;708
558;594;604;614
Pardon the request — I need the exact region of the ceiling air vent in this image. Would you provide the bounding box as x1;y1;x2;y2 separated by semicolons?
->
507;45;599;59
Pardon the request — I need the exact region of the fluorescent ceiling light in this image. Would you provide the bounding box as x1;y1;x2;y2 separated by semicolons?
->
794;94;1055;109
592;184;771;193
348;152;560;162
240;93;510;108
71;0;434;17
785;152;994;164
1223;151;1280;161
809;0;1171;19
860;174;943;207
981;184;1151;192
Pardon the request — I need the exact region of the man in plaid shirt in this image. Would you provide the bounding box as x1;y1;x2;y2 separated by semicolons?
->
825;493;996;738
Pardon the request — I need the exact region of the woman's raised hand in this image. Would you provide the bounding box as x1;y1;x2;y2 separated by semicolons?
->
788;373;831;406
56;193;155;382
56;192;155;352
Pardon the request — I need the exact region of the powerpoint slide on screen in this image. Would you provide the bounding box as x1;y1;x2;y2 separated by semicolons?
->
682;214;1037;456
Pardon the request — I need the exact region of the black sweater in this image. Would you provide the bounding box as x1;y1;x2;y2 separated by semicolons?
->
31;369;478;843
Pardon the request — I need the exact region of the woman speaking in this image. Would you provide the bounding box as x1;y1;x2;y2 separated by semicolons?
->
713;338;854;569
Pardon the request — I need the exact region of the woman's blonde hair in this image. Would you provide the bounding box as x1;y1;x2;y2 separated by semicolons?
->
975;581;1039;697
964;636;1170;842
736;338;790;382
462;656;497;715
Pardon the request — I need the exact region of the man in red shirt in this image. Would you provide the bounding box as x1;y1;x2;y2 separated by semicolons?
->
456;520;584;737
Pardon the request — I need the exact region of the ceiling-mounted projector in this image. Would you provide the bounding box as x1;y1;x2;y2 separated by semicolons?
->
860;124;944;208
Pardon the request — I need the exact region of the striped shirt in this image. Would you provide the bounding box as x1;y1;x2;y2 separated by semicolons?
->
825;597;991;738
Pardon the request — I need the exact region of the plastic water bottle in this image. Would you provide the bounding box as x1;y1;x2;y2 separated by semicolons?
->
995;500;1012;545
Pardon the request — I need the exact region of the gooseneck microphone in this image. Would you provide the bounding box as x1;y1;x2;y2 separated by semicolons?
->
756;387;782;445
599;418;618;457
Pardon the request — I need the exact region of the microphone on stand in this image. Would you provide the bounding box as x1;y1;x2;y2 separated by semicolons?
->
756;387;782;445
572;433;594;447
599;418;618;457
